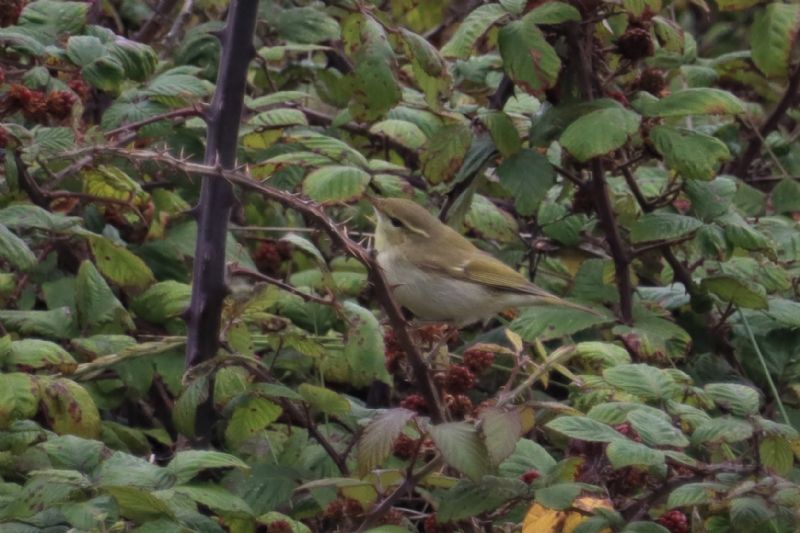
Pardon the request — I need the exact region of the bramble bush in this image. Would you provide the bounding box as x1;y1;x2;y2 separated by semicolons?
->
1;0;800;532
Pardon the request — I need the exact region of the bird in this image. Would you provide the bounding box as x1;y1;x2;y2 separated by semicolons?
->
370;196;598;326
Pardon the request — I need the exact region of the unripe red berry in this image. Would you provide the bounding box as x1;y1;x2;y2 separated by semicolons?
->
520;470;540;484
462;348;494;374
443;365;475;393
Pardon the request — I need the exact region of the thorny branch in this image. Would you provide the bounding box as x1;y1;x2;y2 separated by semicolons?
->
71;146;447;424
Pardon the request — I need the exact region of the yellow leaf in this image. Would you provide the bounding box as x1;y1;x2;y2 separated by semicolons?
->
573;496;614;513
522;503;566;533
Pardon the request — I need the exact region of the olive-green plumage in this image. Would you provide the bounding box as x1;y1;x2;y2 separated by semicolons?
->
371;197;595;325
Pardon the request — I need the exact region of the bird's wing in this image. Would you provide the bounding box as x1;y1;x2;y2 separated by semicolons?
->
417;251;537;294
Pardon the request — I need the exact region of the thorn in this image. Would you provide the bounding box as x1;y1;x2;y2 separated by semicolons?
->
185;204;202;219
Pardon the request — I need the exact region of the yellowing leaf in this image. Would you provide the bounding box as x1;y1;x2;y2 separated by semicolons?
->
522;502;566;533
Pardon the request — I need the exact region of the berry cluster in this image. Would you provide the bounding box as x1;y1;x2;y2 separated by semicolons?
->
616;26;654;61
5;84;77;123
657;510;689;533
442;365;474;393
253;240;293;276
265;520;292;533
399;393;427;414
322;498;364;529
462;347;494;374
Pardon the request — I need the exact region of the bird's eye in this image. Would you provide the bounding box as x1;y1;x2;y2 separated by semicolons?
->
389;216;403;228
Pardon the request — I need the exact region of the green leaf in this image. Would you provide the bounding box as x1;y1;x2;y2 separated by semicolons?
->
66;35;105;66
667;482;726;508
691;416;753;444
637;88;744;117
250;108;309;128
606;439;665;469
559;107;640;161
481;408;522;466
97;450;171;488
369;119;427;150
770;179;800;214
225;396;283;448
627;409;689;448
173;376;209;439
76;260;134;334
39;434;104;471
131;281;191;323
685;177;736;221
511;304;611;342
499;19;561;96
88;236;155;291
108;37;157;81
715;0;760;10
421;122;472;184
18;0;88;42
273;7;340;44
429;422;493;482
759;437;793;475
342;13;400;121
357;408;416;475
40;377;101;438
629;213;702;243
302;165;371;204
535;483;583;509
0;372;39;428
464;194;519;242
437;476;528;522
31;127;76;157
704;383;761;416
83;165;147;203
701;275;768;309
144;67;213;101
0;204;84;234
0;308;76;340
649;126;730;180
603;364;679;400
496;149;555;215
401;28;451;109
104;486;174;522
523;2;581;24
298;383;351;417
499;438;557;477
0;223;36;271
441;4;509;59
174;484;254;518
342;301;392;387
479;111;521;157
767;298;800;328
729;497;771;528
82;55;125;92
751;3;800;78
546;416;626;443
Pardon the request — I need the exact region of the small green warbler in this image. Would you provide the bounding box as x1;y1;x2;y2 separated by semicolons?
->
371;197;596;326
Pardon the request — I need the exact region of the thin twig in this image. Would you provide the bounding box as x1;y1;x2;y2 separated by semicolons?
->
228;265;336;307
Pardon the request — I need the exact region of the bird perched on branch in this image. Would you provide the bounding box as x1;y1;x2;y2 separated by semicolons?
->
370;197;598;326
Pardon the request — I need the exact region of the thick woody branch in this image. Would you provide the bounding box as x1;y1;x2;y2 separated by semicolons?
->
185;0;258;371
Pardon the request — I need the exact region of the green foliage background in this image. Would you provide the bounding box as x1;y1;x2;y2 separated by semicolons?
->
1;0;800;531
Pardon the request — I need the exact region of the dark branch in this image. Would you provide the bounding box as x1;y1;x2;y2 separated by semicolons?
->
729;62;800;179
